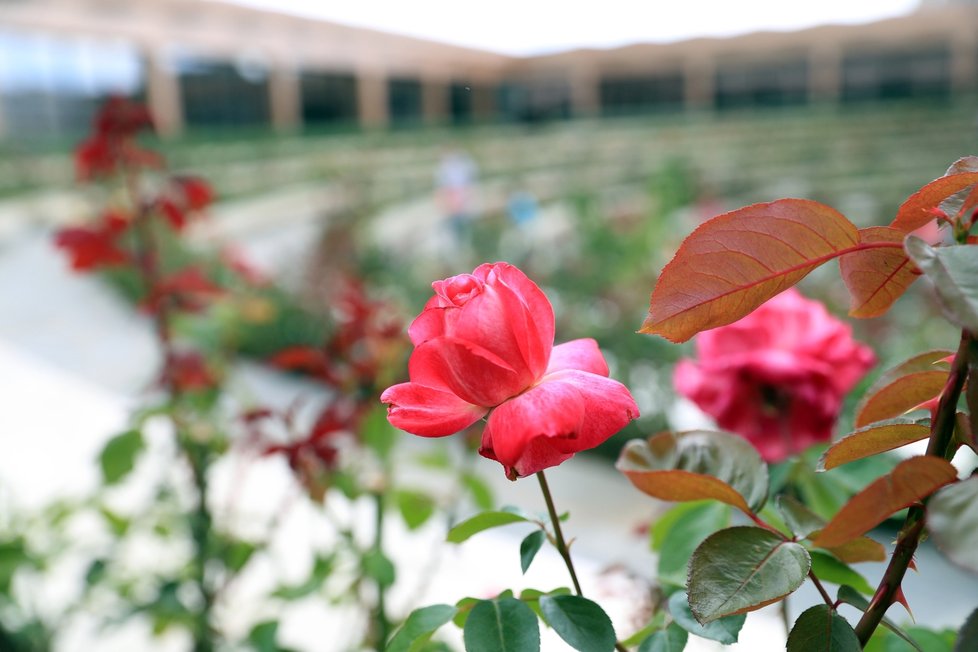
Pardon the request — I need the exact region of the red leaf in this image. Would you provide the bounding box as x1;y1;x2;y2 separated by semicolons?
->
891;163;978;232
174;176;213;211
53;212;131;270
157;198;187;231
854;371;947;428
818;419;931;471
144;266;224;312
163;351;217;392
642;199;862;342
811;456;957;549
839;227;918;318
268;346;330;379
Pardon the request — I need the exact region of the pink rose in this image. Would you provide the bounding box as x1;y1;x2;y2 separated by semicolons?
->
673;288;875;462
381;262;639;479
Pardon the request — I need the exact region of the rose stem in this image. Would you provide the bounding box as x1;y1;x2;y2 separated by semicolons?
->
371;491;391;647
126;156;215;652
853;331;972;645
536;471;630;652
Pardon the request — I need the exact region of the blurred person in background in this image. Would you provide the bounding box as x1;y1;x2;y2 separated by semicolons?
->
436;145;478;246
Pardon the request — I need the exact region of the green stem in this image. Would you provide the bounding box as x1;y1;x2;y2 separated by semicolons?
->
188;441;215;652
370;491;391;648
853;331;972;646
536;471;583;596
536;471;630;652
127;162;214;652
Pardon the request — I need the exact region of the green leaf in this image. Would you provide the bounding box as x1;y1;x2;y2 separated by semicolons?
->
926;475;978;572
905;240;978;333
777;494;826;539
0;539;34;592
362;404;398;462
447;511;529;544
667;591;745;645
617;431;769;515
638;623;688;652
901;628;954;652
99;507;130;537
519;587;571;621
453;597;480;628
247;621;279;652
225;540;257;573
463;597;540;652
809;551;874;596
539;595;616;652
954;607;978;652
396;490;437;531
837;585;922;651
520;530;545;574
84;559;107;587
363;549;396;588
688;526;810;623
655;502;730;587
99;429;144;485
272;555;333;600
620;613;667;647
462;472;494;511
387;604;457;652
786;605;860;652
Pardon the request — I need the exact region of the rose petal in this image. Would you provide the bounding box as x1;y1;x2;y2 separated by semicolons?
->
381;382;487;437
481;369;639;477
474;263;554;374
546;339;609;376
409;337;531;407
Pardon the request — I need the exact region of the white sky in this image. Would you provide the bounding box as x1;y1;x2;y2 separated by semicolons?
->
229;0;921;56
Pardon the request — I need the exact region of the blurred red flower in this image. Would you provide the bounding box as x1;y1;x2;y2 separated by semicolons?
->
143;266;224;313
75;97;162;181
54;212;130;271
163;350;217;392
382;262;639;479
674;288;875;462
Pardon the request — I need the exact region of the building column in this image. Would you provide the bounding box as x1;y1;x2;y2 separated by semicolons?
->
356;71;389;129
949;28;978;95
145;48;184;138
472;82;495;121
569;64;600;118
269;63;301;132
809;44;842;104
683;55;716;111
421;77;448;125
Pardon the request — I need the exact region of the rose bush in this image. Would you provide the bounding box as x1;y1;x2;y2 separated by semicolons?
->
674;288;875;461
381;261;639;478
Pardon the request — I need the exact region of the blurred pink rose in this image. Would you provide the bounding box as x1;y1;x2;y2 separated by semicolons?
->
674;288;875;462
382;262;639;479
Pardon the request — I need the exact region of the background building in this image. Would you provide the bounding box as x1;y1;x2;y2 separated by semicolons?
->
0;0;975;143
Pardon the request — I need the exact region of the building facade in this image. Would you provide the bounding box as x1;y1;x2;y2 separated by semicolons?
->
0;0;975;141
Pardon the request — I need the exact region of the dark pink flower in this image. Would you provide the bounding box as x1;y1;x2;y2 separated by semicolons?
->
382;262;639;479
674;288;875;462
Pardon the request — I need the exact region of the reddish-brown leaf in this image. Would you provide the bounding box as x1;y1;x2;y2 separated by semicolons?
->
891;167;978;232
818;419;931;471
619;468;753;515
811;456;958;549
642;199;859;342
854;371;947;428
820;536;887;563
839;227;918;318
